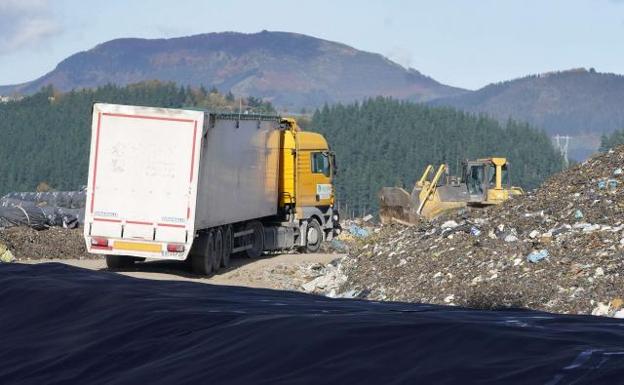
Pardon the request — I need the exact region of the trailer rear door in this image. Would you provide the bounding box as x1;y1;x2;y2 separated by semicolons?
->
84;103;203;260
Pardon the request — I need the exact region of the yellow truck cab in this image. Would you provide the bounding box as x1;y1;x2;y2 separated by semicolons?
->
279;118;339;252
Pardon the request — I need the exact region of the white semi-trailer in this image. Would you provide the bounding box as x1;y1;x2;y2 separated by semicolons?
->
84;103;339;275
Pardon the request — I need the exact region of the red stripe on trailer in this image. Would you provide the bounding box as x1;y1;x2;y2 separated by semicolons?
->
187;121;198;220
102;112;196;123
90;112;102;214
157;223;186;228
189;121;198;182
126;220;152;225
93;217;121;223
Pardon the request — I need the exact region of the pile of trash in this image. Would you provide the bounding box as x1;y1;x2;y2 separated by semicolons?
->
318;146;624;316
0;227;90;261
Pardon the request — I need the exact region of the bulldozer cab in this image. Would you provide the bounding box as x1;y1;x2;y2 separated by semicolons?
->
465;162;486;201
463;158;513;204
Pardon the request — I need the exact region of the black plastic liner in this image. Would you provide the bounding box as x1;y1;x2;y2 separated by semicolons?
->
0;191;85;229
1;263;624;385
1;191;86;209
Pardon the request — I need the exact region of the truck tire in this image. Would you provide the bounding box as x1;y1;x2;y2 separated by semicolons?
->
245;221;264;259
106;255;136;269
191;232;215;276
304;219;322;253
213;228;223;272
221;225;232;268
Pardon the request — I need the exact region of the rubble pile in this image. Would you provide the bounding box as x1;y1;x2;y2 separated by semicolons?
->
0;227;90;260
331;147;624;316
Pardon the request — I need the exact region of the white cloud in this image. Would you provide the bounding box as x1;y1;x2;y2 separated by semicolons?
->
0;0;61;54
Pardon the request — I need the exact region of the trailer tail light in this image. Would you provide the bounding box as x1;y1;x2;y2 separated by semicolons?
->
167;243;185;253
91;237;109;247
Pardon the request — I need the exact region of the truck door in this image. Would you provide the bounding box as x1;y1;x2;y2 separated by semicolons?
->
297;150;333;207
311;151;333;205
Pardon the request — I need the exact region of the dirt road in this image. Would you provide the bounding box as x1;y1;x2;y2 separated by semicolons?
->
23;253;343;291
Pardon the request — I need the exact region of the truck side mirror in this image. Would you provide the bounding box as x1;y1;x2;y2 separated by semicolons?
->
330;152;338;176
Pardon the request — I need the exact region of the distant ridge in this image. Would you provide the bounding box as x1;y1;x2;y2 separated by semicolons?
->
431;68;624;159
0;31;465;109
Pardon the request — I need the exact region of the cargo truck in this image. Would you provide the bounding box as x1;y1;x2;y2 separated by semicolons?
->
83;103;340;275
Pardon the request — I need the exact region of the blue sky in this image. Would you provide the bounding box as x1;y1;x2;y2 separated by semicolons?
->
0;0;622;90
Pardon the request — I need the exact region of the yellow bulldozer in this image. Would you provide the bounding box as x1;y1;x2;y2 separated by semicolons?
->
379;157;524;223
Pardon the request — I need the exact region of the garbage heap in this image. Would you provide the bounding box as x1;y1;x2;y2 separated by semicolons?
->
331;146;624;316
0;227;90;261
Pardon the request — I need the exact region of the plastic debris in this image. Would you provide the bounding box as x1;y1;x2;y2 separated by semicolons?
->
0;242;15;263
441;220;459;229
527;249;549;263
574;210;584;219
470;226;481;236
591;302;611;317
504;234;518;242
614;168;623;176
329;239;347;253
348;224;369;238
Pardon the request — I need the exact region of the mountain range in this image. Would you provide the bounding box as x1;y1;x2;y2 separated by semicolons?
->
1;31;623;159
431;68;624;159
0;31;464;110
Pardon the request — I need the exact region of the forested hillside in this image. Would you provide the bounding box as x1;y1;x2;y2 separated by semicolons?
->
0;82;274;195
309;98;565;217
0;87;563;217
432;69;624;136
599;129;624;152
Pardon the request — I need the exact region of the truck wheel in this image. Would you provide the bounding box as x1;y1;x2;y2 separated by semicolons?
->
106;255;135;269
245;221;264;259
191;232;215;276
221;225;232;268
304;219;322;253
213;228;223;272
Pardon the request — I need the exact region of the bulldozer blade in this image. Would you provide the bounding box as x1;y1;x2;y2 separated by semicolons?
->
378;187;420;224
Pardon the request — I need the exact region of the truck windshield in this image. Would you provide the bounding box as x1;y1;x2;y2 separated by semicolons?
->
312;152;331;177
